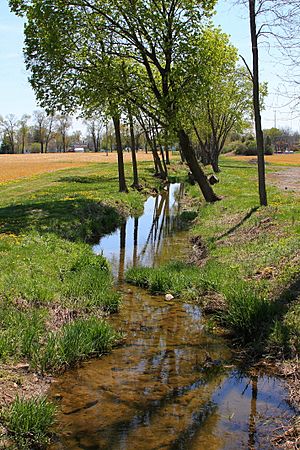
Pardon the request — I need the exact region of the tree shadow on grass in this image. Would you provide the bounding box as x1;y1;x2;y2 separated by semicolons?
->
57;175;119;184
0;198;125;244
214;207;259;243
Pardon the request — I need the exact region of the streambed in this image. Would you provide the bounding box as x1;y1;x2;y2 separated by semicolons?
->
49;184;294;449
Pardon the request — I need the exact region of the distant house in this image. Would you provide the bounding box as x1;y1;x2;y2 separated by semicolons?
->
69;144;88;153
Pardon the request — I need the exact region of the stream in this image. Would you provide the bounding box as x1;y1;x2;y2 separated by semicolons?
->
50;184;294;449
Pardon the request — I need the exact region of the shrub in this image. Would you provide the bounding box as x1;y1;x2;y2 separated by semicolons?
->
234;142;248;155
2;396;56;449
222;141;244;154
234;139;273;156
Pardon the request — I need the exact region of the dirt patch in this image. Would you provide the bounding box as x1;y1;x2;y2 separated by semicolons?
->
0;364;52;408
188;235;208;266
0;152;155;183
268;167;300;194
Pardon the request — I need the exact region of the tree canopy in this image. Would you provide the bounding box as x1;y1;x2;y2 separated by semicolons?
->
10;0;239;201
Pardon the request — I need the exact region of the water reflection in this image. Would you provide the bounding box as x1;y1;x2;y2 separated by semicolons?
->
50;183;294;450
93;183;185;279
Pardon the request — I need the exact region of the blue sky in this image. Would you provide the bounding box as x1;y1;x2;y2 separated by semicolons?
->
0;0;297;131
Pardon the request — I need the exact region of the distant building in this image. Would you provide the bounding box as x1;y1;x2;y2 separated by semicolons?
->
69;144;88;153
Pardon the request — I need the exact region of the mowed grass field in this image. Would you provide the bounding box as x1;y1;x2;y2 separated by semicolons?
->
0;151;154;182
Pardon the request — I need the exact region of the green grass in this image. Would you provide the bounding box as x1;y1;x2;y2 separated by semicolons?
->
0;233;119;309
34;318;119;373
2;396;56;449
0;160;160;372
126;261;216;298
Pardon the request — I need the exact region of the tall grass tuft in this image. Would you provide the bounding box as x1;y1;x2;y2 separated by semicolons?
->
2;396;56;449
125;262;216;298
35;317;119;373
223;285;277;342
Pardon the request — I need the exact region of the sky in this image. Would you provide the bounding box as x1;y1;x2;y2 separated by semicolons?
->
0;0;298;132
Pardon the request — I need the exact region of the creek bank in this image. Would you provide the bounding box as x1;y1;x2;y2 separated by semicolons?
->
0;165;169;447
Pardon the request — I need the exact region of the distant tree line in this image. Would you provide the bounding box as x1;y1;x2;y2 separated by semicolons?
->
0;111;76;154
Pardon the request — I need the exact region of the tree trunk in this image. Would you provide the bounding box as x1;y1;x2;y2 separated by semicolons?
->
178;129;220;203
40;141;44;154
144;129;166;179
152;136;167;180
210;138;221;173
165;143;170;165
211;157;220;174
159;143;168;177
249;0;268;206
113;116;128;193
128;111;140;188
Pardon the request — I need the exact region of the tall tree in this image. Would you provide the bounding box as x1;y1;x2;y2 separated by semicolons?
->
10;0;224;202
192;67;256;172
248;0;268;206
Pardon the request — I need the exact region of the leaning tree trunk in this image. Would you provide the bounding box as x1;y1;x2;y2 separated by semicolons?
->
159;143;168;177
128;111;140;189
249;0;267;206
152;136;167;180
113;116;128;193
144;129;167;179
178;129;220;203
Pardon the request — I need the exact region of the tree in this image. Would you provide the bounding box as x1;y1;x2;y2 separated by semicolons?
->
248;0;268;206
33;110;54;153
55;114;72;152
10;0;223;202
236;0;288;205
0;114;19;154
85;117;103;152
18;114;31;154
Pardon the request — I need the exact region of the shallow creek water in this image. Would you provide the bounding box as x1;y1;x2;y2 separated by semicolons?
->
50;184;294;449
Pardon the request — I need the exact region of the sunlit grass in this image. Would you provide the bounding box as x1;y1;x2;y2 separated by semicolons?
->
2;396;56;449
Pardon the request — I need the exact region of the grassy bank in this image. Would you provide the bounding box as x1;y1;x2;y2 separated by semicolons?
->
0;160;162;448
126;158;300;358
